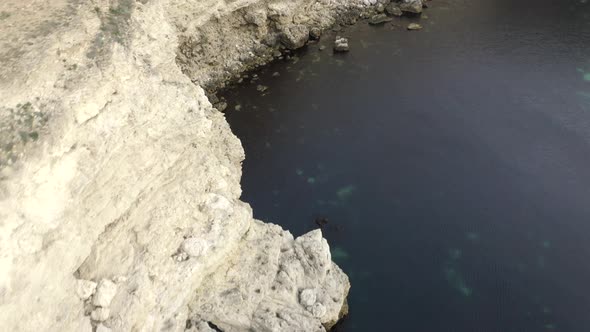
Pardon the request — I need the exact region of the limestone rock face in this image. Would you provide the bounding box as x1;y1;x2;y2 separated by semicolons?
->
0;0;360;331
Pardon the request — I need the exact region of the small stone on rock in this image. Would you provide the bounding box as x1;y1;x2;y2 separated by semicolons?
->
310;302;327;318
299;289;317;306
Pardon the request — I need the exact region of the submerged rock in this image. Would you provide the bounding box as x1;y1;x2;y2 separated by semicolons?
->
334;36;350;52
407;23;423;30
368;14;393;25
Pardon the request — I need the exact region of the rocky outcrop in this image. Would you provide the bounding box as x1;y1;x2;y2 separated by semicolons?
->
0;0;366;331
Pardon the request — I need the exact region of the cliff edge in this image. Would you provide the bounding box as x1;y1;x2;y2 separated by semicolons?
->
0;0;367;331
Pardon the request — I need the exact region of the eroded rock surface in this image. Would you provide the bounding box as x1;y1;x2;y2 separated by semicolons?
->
0;0;364;331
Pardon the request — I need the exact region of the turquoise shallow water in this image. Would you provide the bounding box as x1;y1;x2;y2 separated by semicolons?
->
221;0;590;330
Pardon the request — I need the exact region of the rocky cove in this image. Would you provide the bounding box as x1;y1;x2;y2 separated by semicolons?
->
0;0;429;331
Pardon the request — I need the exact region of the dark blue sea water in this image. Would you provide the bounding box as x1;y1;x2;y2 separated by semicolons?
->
221;0;590;330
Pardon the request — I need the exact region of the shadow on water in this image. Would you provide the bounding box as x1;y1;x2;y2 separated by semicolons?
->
221;0;590;330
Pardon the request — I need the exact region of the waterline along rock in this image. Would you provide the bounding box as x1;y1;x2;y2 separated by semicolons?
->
0;0;374;330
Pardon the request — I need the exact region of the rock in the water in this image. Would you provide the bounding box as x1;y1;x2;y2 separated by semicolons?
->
400;0;424;14
309;27;322;40
280;24;310;50
376;3;385;12
93;279;117;307
214;101;227;112
334;36;350;52
385;4;403;16
368;14;393;25
256;85;269;92
407;23;423;30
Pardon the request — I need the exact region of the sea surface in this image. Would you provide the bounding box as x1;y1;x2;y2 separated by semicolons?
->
221;0;590;330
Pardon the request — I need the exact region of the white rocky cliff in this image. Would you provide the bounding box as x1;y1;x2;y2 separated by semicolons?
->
0;0;378;330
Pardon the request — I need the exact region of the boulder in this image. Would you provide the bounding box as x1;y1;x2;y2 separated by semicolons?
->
400;0;424;14
189;223;350;331
334;36;350;52
280;24;310;50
